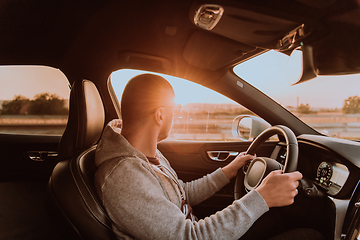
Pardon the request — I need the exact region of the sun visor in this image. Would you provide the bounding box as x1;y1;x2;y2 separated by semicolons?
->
183;31;256;70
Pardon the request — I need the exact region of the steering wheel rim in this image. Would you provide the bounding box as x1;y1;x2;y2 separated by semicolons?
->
234;125;298;200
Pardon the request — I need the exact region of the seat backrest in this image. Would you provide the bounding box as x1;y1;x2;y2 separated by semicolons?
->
57;79;105;161
48;80;117;240
49;146;117;240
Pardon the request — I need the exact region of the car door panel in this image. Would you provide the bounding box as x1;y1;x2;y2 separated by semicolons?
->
158;140;278;218
0;133;61;182
0;133;64;240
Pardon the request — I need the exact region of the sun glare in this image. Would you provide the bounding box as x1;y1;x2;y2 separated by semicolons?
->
110;69;235;106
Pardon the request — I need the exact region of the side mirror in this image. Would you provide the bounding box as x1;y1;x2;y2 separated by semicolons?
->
232;115;271;141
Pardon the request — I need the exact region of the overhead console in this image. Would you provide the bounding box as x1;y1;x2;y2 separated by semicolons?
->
192;4;309;50
185;3;315;70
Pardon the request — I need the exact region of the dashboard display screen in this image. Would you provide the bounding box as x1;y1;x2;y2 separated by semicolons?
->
316;161;349;195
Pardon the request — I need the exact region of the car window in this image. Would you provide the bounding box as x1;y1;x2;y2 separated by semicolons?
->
0;66;70;135
234;50;360;141
110;69;256;141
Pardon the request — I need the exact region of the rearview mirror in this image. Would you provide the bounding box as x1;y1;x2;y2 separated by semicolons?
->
232;115;271;141
287;45;318;85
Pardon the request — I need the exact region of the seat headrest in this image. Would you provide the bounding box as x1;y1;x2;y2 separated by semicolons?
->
58;80;105;161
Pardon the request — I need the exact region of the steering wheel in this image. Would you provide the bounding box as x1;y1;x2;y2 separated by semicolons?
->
234;125;298;200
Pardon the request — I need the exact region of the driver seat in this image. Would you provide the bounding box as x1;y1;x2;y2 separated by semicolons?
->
47;79;117;240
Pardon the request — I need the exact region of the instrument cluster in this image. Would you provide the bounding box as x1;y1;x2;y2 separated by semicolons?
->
315;161;349;196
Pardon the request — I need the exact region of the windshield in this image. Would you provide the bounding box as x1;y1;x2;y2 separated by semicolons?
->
234;50;360;141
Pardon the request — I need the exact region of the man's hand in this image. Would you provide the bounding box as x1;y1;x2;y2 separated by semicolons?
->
222;152;255;180
256;170;302;208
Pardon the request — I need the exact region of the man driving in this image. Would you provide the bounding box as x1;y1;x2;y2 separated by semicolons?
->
94;74;323;239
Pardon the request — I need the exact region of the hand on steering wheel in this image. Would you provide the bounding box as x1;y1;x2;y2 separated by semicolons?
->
256;170;302;207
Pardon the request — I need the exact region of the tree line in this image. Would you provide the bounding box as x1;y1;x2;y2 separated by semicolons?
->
297;95;360;114
0;93;68;115
342;96;360;114
2;93;359;116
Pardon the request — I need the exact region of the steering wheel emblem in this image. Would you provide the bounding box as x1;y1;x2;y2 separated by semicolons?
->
244;157;283;191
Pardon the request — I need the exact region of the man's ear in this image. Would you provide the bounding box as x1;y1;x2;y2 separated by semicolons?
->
154;107;164;125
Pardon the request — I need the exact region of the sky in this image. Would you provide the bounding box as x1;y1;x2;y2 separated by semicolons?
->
0;66;70;100
234;50;360;109
1;51;359;110
112;53;360;109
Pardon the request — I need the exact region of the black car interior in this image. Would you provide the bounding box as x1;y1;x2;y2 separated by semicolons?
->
1;0;360;239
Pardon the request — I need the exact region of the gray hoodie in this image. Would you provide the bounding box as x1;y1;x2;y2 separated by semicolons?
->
94;119;269;240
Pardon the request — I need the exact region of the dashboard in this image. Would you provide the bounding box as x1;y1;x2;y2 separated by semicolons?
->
271;134;359;199
271;134;360;239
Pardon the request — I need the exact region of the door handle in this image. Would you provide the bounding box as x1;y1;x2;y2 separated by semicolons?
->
207;151;239;162
27;151;58;162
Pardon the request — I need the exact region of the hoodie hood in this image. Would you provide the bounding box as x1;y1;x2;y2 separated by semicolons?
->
95;119;148;167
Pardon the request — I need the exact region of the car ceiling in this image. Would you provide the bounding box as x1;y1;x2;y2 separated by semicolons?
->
0;0;359;86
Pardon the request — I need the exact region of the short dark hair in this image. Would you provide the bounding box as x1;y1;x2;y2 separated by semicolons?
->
120;74;175;125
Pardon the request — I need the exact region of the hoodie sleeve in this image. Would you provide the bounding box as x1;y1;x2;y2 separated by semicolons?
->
156;150;230;206
95;157;269;240
181;168;231;206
